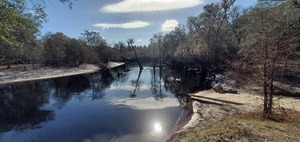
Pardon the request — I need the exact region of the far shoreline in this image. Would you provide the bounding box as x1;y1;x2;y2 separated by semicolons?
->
0;62;125;86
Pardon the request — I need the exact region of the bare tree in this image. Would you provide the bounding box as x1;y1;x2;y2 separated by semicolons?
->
127;39;143;70
238;1;300;118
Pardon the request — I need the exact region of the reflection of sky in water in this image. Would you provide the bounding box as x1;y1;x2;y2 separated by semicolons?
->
106;67;172;99
83;121;166;142
0;66;189;142
109;83;151;91
111;97;180;110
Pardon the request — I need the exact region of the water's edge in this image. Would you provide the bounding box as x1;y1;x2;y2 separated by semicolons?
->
0;62;125;86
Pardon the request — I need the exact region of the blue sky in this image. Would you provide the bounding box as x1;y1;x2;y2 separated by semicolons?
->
40;0;257;46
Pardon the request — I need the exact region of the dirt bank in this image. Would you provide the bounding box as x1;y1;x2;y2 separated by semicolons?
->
0;62;125;86
165;93;260;142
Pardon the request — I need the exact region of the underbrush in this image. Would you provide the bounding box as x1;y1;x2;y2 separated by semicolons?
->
186;112;300;142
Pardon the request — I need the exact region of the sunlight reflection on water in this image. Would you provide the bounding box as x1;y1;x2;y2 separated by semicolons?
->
154;122;162;133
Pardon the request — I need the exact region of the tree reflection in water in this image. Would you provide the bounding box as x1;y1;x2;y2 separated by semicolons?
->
151;65;166;100
163;67;210;105
114;67;129;85
51;75;91;107
0;82;54;133
130;69;142;98
51;69;115;105
0;66;203;136
90;69;115;100
51;75;91;108
0;70;116;133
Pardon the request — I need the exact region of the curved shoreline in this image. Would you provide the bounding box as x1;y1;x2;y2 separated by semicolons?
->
0;62;125;86
165;73;300;142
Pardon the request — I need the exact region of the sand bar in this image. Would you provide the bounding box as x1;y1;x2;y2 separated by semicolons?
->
0;62;125;86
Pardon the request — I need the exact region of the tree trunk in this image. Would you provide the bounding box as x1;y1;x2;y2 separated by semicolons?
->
22;63;26;71
263;78;268;115
131;69;142;98
131;46;143;70
263;36;269;118
268;69;274;115
7;63;11;69
153;59;156;71
32;61;35;69
6;55;11;69
267;39;280;116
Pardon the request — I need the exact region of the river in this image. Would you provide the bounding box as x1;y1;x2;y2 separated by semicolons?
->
0;65;206;142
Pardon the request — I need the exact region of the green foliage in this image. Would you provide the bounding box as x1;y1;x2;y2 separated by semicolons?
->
113;41;130;59
58;0;75;9
0;0;46;67
64;39;86;66
163;25;187;60
80;30;106;48
43;32;69;66
80;30;112;62
42;32;96;66
0;0;24;46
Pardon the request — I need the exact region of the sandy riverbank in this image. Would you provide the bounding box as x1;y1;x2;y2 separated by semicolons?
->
166;72;300;142
0;62;125;86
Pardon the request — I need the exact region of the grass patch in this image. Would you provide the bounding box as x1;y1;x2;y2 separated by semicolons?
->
186;112;300;142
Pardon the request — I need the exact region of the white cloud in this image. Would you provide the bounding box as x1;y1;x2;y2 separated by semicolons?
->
101;0;204;13
93;21;150;29
136;39;142;42
160;19;179;32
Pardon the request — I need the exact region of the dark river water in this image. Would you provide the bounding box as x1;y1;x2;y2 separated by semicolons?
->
0;65;205;142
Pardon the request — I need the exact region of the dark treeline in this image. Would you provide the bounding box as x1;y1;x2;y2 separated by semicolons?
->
1;0;300;117
0;0;148;68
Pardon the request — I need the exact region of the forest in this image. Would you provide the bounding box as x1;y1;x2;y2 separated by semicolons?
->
1;0;300;118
